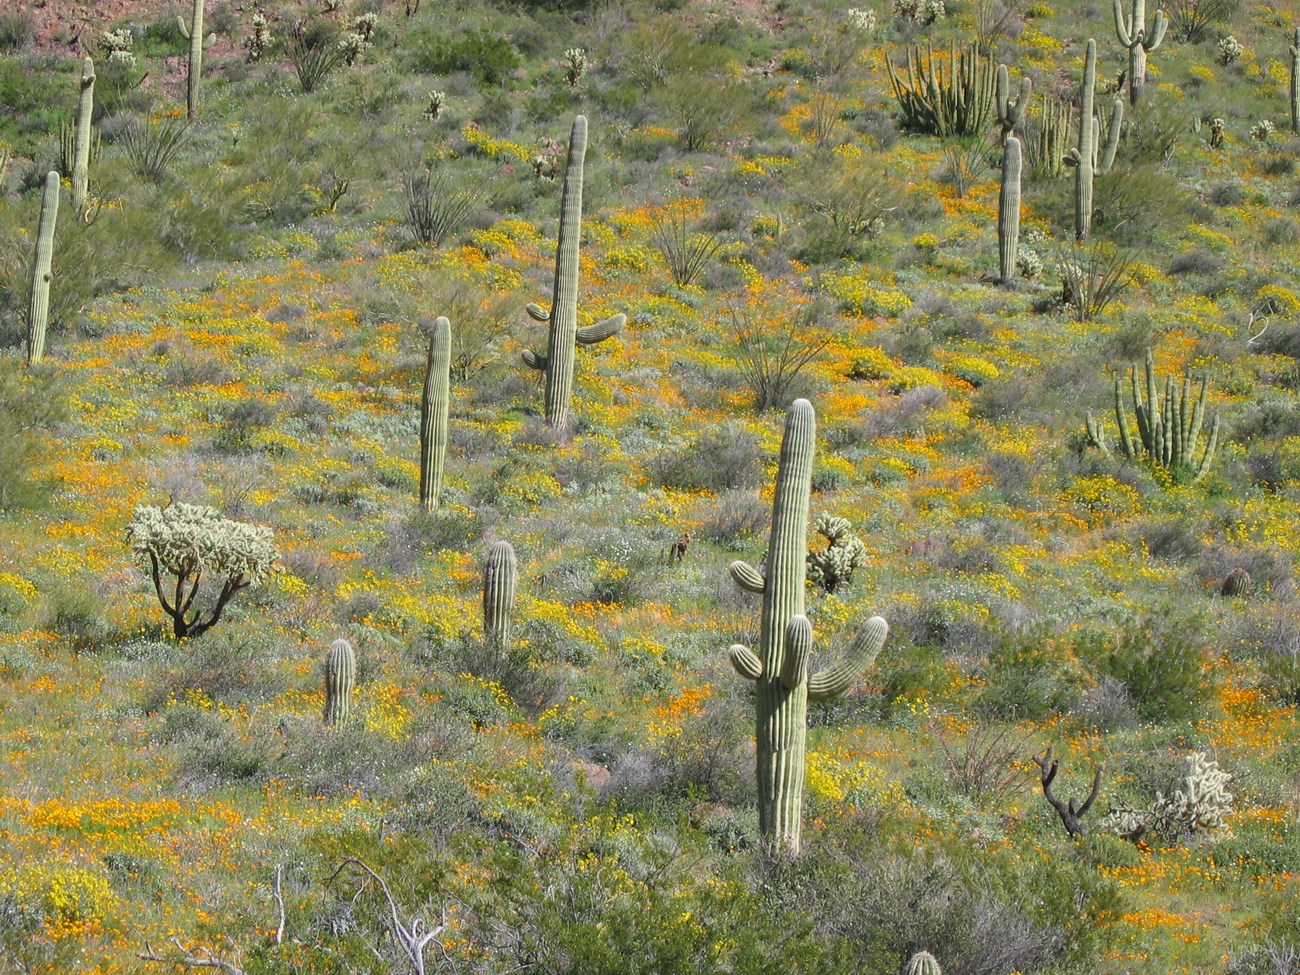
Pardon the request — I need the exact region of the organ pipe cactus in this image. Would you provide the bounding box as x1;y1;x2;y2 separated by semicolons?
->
178;0;216;120
727;399;888;855
1290;28;1299;133
1028;93;1072;178
521;115;625;429
483;540;517;655
1113;0;1167;105
323;638;356;726
72;57;95;218
998;134;1022;284
1087;349;1221;482
419;317;451;512
995;63;1032;141
26;172;60;367
887;40;996;137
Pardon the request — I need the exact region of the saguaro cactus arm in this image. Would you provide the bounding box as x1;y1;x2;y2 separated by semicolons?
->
995;63;1032;138
729;560;767;593
729;644;764;679
807;616;889;699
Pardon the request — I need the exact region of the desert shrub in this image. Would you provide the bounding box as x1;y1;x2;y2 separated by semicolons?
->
213;398;276;452
0;57;70;152
285;18;349;92
699;489;770;547
650;422;764;492
0;12;33;51
114;113;192;183
179;726;272;785
978;628;1086;720
403;164;484;246
404;27;521;84
0;366;66;510
1077;615;1213;723
142;627;287;713
731;301;831;411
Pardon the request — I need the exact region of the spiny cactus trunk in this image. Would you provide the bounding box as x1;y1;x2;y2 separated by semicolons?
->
181;0;207;120
1071;40;1098;242
483;540;517;659
323;638;356;726
72;58;95;218
1290;29;1299;134
543;116;586;429
26;172;60;367
419;317;451;512
999;134;1022;283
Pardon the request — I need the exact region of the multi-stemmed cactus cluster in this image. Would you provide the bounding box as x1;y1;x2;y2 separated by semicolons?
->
522;115;626;429
887;41;996;138
1085;349;1221;483
726;399;888;855
419;317;451;513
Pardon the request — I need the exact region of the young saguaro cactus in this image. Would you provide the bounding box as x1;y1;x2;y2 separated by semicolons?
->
998;134;1022;284
178;0;216;120
1290;28;1299;133
521;115;626;429
727;399;888;856
72;57;95;218
1113;0;1167;105
905;952;944;975
323;638;357;726
483;540;518;656
26;171;60;366
419;316;451;512
995;63;1032;142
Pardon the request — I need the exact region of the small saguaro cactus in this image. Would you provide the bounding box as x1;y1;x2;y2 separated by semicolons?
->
1113;0;1167;105
323;638;356;726
72;57;95;218
26;171;60;367
483;540;518;656
905;952;944;975
726;399;889;856
994;62;1032;141
418;317;451;512
178;0;216;120
1086;349;1221;482
1290;28;1299;133
521;115;626;430
1064;40;1123;242
998;134;1023;284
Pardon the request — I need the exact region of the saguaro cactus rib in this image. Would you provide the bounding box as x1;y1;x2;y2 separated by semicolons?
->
520;115;625;429
1113;0;1166;105
418;317;451;513
26;171;60;367
726;399;888;855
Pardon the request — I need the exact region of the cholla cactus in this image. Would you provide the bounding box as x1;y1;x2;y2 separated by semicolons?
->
102;28;137;69
423;90;446;121
1151;751;1234;836
244;12;271;63
1017;246;1043;279
1218;35;1244;64
893;0;921;19
846;7;878;31
564;48;588;87
1250;118;1275;141
806;512;867;594
339;32;370;66
1209;116;1225;148
127;503;279;639
352;13;378;41
921;0;946;24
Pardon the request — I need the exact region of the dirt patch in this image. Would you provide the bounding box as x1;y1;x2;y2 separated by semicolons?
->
11;1;179;55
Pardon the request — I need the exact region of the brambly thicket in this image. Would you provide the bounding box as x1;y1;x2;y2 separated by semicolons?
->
3;0;1300;970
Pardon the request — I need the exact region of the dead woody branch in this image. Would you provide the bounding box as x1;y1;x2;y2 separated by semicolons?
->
1032;745;1105;837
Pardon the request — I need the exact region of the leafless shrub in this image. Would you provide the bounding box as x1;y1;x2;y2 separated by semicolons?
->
932;719;1034;807
730;301;831;411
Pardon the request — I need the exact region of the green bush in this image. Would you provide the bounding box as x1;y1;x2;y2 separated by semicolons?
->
0;367;66;511
404;27;522;85
1078;615;1214;723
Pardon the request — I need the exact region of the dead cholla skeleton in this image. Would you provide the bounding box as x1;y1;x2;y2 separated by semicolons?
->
1032;745;1105;837
127;502;279;639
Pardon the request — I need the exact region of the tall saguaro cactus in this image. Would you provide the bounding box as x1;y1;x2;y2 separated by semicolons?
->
999;134;1023;283
323;638;356;726
72;57;95;218
419;317;451;512
521;115;625;429
483;540;518;656
726;399;888;856
178;0;215;120
1113;0;1167;105
26;172;60;367
1290;28;1299;133
1065;40;1122;242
